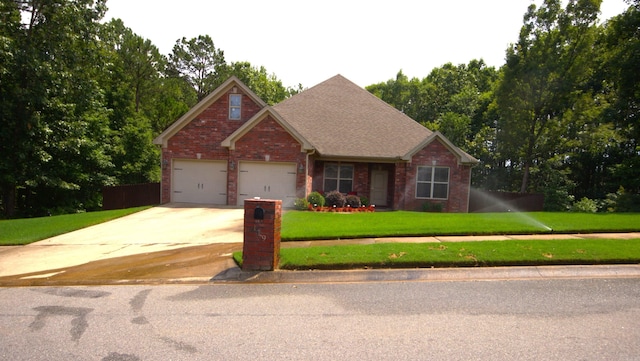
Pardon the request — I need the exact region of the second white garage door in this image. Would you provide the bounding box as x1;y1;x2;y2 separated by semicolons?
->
172;159;227;204
238;162;297;207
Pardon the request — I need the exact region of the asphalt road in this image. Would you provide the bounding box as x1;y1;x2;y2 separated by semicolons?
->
1;278;639;360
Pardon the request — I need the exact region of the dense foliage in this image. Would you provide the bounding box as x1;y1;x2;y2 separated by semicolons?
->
0;0;298;217
1;0;637;217
368;0;640;212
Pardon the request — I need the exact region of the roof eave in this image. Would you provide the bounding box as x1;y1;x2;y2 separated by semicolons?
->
312;153;405;163
222;107;315;152
401;131;480;165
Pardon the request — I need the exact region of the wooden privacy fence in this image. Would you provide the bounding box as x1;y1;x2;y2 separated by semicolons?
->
102;183;160;210
469;190;544;212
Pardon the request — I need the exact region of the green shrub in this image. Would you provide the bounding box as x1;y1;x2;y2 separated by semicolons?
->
325;190;346;208
294;198;310;210
617;192;640;212
610;187;640;212
360;196;369;206
421;202;443;212
345;194;361;208
601;191;618;212
307;191;325;207
571;197;597;213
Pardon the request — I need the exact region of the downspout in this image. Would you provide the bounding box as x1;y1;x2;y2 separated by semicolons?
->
404;160;409;210
305;149;316;197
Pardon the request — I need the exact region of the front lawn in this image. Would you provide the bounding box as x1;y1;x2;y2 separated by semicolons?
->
234;238;640;270
281;211;640;241
0;206;150;245
230;211;640;270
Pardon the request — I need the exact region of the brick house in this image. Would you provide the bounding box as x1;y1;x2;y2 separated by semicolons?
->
153;75;478;211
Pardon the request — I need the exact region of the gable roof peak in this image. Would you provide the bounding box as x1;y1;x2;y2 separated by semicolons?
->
153;76;266;147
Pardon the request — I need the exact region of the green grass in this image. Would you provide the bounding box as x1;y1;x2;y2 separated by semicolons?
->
281;211;640;240
0;206;150;245
230;211;640;269
233;238;640;270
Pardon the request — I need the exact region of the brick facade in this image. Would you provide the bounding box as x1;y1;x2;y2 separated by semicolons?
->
397;139;473;212
161;88;274;204
310;140;473;212
242;199;282;271
230;115;307;204
157;78;474;212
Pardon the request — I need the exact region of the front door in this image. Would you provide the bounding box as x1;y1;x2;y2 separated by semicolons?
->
370;170;388;206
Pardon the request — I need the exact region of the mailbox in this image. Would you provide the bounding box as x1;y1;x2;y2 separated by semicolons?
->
253;206;264;220
243;199;282;271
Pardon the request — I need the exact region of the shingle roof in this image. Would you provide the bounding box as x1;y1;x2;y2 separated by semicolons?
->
272;74;434;160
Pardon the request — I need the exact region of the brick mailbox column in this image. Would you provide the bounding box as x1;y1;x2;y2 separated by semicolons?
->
242;199;282;271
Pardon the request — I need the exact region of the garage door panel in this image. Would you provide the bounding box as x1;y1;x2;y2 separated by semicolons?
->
238;162;297;207
172;160;227;204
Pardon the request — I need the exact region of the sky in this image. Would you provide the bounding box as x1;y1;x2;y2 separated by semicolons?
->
105;0;630;89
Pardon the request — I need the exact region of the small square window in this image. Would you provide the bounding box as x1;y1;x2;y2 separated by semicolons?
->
229;94;241;120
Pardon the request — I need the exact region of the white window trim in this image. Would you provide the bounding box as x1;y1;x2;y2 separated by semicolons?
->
229;94;241;120
416;166;450;200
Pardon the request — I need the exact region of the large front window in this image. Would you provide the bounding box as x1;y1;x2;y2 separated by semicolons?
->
323;163;353;193
416;166;449;199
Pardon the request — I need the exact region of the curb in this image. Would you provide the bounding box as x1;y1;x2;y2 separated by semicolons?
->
211;264;640;284
3;265;640;287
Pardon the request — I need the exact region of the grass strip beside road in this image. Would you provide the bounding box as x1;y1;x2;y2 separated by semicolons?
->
234;238;640;270
281;211;640;240
0;206;150;245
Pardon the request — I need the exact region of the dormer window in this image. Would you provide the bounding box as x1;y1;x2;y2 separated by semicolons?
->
229;94;241;120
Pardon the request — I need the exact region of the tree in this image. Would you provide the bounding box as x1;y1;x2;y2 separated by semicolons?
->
367;70;426;121
99;19;166;185
146;76;197;134
0;0;112;217
225;62;293;105
101;19;164;114
599;0;640;200
168;35;226;101
494;0;603;193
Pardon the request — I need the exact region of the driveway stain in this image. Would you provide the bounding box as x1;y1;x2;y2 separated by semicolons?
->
159;336;198;354
101;352;140;361
129;289;151;312
129;289;151;325
35;287;111;298
29;305;93;341
0;242;242;286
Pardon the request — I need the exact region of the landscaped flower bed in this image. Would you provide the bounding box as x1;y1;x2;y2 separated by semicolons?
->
295;190;375;212
308;204;376;213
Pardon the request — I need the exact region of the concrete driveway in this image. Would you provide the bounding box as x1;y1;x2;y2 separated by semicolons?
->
0;204;244;278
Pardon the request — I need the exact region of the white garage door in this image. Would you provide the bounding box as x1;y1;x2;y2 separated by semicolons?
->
172;160;227;204
238;162;297;207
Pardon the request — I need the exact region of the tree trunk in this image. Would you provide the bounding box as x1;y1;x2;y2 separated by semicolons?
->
520;161;530;193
